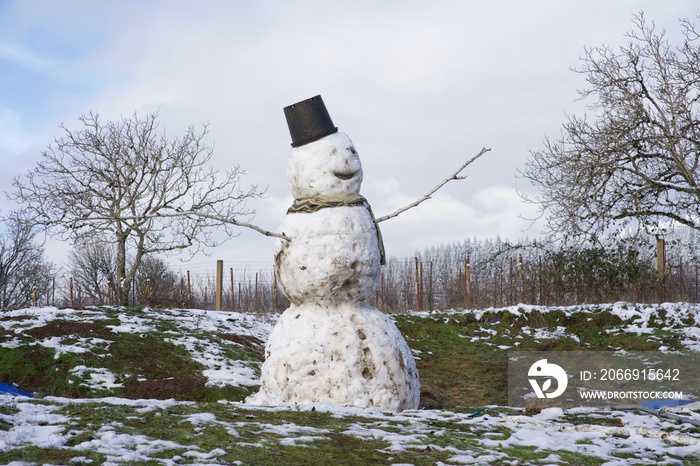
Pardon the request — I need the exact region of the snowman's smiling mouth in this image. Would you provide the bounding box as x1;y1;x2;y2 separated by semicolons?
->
334;171;357;181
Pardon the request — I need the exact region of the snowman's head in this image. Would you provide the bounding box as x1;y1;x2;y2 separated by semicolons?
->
287;131;363;198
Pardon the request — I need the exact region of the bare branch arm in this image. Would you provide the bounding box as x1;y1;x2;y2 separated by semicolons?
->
70;208;290;241
375;147;491;223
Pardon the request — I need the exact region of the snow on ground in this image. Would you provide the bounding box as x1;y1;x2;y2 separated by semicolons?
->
0;306;275;390
1;395;699;464
1;303;699;464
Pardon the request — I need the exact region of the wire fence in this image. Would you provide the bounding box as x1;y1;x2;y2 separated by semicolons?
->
65;255;696;313
20;241;700;312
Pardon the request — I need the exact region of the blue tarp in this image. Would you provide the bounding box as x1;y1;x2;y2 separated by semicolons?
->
0;383;34;398
641;399;693;410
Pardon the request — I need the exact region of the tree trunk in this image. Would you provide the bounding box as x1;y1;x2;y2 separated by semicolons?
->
116;237;129;306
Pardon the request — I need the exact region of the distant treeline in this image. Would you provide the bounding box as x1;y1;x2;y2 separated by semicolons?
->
5;225;700;312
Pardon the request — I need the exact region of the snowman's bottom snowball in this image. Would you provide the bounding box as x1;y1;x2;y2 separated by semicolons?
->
246;303;420;412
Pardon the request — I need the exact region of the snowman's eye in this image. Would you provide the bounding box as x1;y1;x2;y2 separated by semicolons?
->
348;146;356;154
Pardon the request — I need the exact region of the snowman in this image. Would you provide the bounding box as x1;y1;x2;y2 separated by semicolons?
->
246;95;420;411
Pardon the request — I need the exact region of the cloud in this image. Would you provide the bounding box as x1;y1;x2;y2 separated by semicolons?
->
2;0;698;269
361;173;539;257
359;28;463;91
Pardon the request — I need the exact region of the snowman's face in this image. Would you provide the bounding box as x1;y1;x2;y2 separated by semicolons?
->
287;131;363;198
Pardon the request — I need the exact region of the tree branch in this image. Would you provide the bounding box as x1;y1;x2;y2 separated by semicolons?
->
70;209;290;241
375;147;491;223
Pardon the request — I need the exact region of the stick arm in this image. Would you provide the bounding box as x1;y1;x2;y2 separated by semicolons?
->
375;147;491;223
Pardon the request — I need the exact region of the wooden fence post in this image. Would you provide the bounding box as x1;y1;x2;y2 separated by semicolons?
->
427;261;433;311
537;256;546;305
230;268;235;312
419;261;425;311
509;257;514;306
657;238;666;302
186;271;192;308
679;256;684;302
499;259;504;307
414;257;420;310
215;260;223;311
518;253;524;304
465;256;471;309
69;277;74;308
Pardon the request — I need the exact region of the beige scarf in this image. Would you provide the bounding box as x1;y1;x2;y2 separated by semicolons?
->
287;193;386;265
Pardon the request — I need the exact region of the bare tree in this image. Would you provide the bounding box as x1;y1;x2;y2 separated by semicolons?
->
0;215;56;309
68;241;117;305
134;255;179;307
520;13;700;241
11;112;265;306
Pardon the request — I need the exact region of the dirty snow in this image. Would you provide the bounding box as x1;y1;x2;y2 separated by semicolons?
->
0;306;273;391
1;303;699;464
261;130;419;411
2;395;700;464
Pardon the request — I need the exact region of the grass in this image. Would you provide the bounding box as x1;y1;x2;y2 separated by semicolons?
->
0;306;264;401
0;304;694;405
393;304;696;409
0;303;699;464
0;345;88;397
5;399;694;465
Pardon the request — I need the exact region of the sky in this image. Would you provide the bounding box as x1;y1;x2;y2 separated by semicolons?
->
1;0;697;274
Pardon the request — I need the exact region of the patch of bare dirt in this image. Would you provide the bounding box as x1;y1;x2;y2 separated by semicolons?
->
25;322;98;340
124;376;208;401
220;334;264;348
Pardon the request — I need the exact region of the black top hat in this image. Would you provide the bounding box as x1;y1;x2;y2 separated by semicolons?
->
284;95;338;147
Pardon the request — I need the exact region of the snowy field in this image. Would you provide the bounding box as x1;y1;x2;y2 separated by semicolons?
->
1;303;699;465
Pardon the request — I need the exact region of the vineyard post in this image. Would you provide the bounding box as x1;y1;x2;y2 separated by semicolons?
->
215;260;223;311
538;256;543;305
465;256;471;308
187;271;192;308
413;257;420;310
428;261;433;311
679;256;684;302
230;268;235;312
518;254;524;303
509;257;514;306
657;238;666;302
499;259;504;307
69;277;74;308
419;261;425;311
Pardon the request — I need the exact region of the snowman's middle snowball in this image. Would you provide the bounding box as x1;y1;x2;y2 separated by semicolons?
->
275;205;381;306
